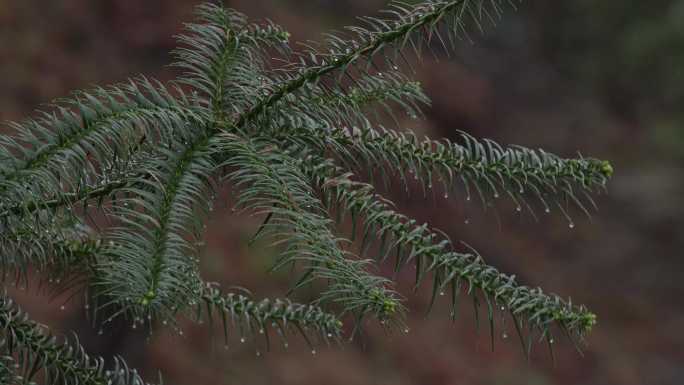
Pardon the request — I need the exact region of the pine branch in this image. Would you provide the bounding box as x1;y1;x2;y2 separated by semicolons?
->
0;181;123;218
0;212;94;286
234;0;518;129
0;147;165;287
282;125;613;217
301;155;596;344
0;78;198;215
218;134;403;322
1;232;343;353
98;132;219;319
0;295;152;385
0;0;615;376
265;70;429;132
0;356;21;385
198;284;343;350
174;3;290;120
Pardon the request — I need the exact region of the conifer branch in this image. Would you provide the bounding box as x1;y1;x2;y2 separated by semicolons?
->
235;0;517;129
301;156;596;341
98;133;219;319
0;0;614;378
174;3;290;120
0;78;198;216
282;126;613;215
0;355;22;385
1;232;344;352
0;212;93;286
0;180;124;217
267;71;429;131
0;295;152;385
198;284;343;349
218;134;403;321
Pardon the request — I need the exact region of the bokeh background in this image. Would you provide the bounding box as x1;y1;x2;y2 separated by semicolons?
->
1;1;683;384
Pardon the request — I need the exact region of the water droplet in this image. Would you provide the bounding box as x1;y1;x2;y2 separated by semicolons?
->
162;320;168;325
311;349;317;355
259;328;264;334
179;330;184;336
284;342;289;349
516;206;522;212
549;338;555;344
569;223;575;229
240;337;246;343
464;219;470;225
403;328;410;334
132;323;137;329
500;306;505;311
98;329;103;335
466;196;471;202
60;305;65;311
392;65;399;70
439;291;445;296
545;208;551;214
443;193;449;199
502;332;509;339
493;193;500;199
256;351;261;357
327;333;333;338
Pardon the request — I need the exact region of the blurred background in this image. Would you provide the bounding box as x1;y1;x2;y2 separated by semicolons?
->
1;1;683;384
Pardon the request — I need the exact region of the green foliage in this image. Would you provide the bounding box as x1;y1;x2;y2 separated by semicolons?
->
199;285;344;349
219;135;402;322
0;1;613;383
0;296;148;385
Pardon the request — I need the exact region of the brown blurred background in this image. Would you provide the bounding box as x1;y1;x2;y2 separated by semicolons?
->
1;1;683;384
